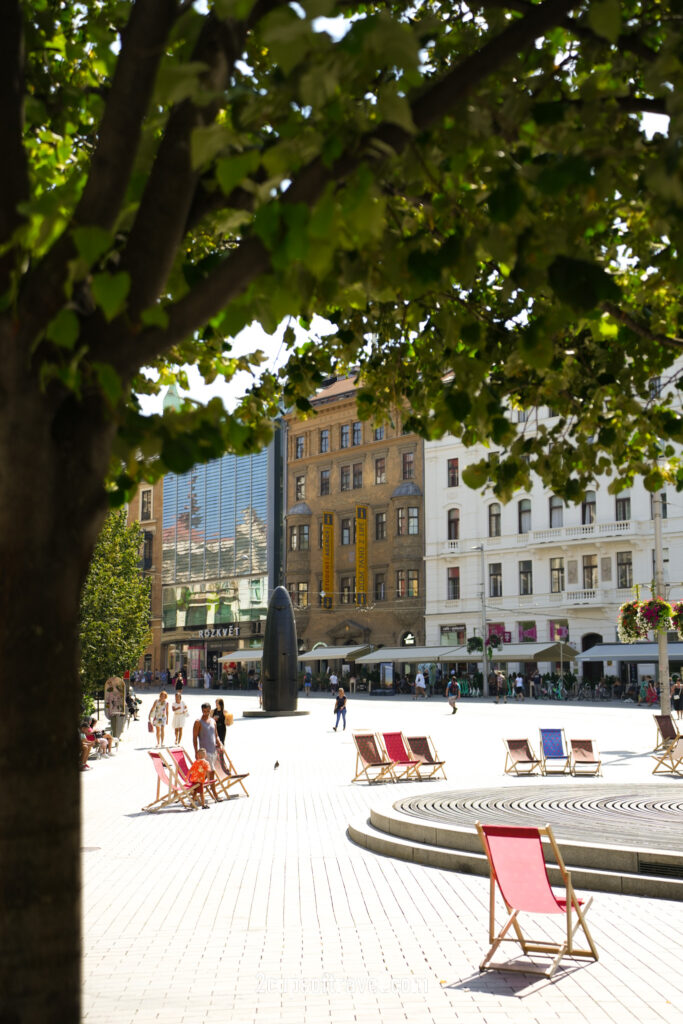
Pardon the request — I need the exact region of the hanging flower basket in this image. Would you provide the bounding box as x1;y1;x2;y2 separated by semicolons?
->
487;633;502;649
467;636;483;653
617;601;648;643
671;602;683;641
638;597;673;635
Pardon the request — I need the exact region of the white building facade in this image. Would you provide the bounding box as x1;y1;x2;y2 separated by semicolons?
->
424;431;683;683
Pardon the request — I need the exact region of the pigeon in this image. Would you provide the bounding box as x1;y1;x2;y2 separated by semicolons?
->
274;760;279;770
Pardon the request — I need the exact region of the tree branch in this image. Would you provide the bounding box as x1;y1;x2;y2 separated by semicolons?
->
0;0;29;289
602;302;683;349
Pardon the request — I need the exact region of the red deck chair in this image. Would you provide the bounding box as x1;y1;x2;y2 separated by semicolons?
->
142;751;200;812
405;735;447;780
167;747;225;802
380;732;422;780
352;733;397;783
476;822;598;978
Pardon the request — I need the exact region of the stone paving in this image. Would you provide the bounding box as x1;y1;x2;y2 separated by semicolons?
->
82;692;683;1024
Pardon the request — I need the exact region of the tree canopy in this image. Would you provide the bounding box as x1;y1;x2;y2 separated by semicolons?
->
79;509;151;700
6;0;682;505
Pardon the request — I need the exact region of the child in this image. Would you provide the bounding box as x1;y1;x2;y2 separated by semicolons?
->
187;748;219;808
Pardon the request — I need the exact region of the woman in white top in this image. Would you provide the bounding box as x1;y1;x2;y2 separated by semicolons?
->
171;692;189;744
148;690;169;747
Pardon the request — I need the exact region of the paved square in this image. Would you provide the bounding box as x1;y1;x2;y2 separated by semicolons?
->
83;692;683;1023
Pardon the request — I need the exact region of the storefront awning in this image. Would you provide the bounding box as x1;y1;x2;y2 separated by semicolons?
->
456;642;578;662
576;643;683;662
354;646;465;664
218;649;263;662
298;645;371;661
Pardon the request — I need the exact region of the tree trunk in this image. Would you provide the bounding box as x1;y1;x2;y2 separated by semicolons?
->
0;321;113;1022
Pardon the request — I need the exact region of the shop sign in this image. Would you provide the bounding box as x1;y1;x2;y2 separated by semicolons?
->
197;625;240;639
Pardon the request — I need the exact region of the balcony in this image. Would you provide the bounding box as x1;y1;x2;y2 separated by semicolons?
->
561;588;607;606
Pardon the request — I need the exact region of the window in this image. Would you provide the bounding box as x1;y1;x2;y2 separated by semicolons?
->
407;507;419;535
319;520;324;548
549;495;563;528
402;451;414;480
341;518;353;545
320;470;330;496
375;457;386;484
340;424;350;448
549;619;569;641
250;579;262;603
550;557;565;593
374;426;384;441
650;376;662;397
583;553;598;590
397;507;406;536
374;573;386;601
488;502;501;538
407;569;419;597
398;569;419;597
617;551;633;589
352;421;362;445
519;559;533;595
142;531;153;571
140;489;152;521
340;466;350;491
375;511;387;540
447;458;459;487
340;576;354;604
615;495;631;522
288;582;309;607
489;562;502;597
651;492;668;519
516;408;529;423
295;436;304;459
289;524;309;551
519;620;537;642
319;429;329;454
397;507;419;536
582;490;596;525
447;567;460;600
518;498;531;534
295;475;306;501
396;570;406;598
447;508;459;540
441;624;466;645
353;463;362;488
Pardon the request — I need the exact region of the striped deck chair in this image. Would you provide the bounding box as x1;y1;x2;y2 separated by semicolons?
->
215;750;250;798
405;735;447;780
652;736;683;776
538;729;570;775
476;822;598;979
142;751;200;812
380;732;422;780
167;747;226;802
653;714;680;752
352;733;397;783
569;739;601;776
503;738;540;775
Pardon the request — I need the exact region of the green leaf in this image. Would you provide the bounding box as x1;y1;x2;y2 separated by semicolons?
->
91;272;131;322
587;0;621;42
213;0;257;16
140;305;170;329
45;308;80;349
190;123;236;170
488;173;524;222
376;84;415;134
72;226;112;266
547;256;621;312
462;462;490;489
92;362;123;405
155;61;209;106
215;151;260;196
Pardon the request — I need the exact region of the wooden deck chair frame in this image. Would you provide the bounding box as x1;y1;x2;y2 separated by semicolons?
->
379;732;422;780
503;739;540;776
475;822;599;979
352;733;397;783
652;736;683;776
569;739;602;777
538;728;571;775
405;735;447;780
215;749;250;797
167;746;230;802
653;714;680;752
142;751;200;812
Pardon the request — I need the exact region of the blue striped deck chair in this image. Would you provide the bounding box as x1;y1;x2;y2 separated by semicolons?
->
539;729;570;775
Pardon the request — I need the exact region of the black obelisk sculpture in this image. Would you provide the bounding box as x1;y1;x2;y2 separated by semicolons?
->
262;585;298;712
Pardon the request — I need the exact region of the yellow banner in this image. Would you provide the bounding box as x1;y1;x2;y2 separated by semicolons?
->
322;512;334;609
355;505;368;606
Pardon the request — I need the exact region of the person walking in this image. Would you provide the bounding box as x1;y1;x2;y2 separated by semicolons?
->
515;672;525;701
495;670;507;704
171;691;189;744
329;670;338;695
333;688;347;731
193;703;224;768
672;676;683;720
148;690;169;747
446;675;460;715
414;669;426;699
213;697;228;745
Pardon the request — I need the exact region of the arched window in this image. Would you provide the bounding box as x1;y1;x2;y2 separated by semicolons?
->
447;508;460;540
488;502;501;538
518;498;531;534
549;495;563;528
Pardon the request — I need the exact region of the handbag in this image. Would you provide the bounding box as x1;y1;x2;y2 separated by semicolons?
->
225;712;234;727
147;720;153;733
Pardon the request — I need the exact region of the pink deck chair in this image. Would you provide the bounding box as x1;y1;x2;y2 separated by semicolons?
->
380;732;422;780
215;750;250;798
569;739;601;776
167;747;225;802
142;751;200;812
476;822;598;978
405;735;447;780
503;738;540;775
